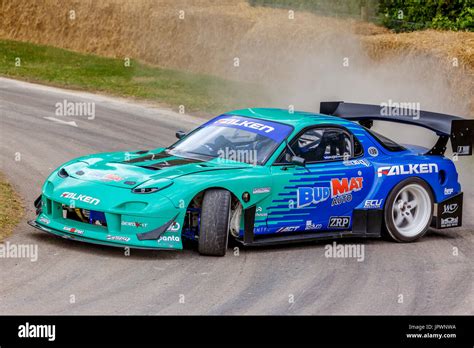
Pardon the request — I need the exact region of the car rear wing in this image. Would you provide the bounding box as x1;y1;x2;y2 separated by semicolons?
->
320;101;474;156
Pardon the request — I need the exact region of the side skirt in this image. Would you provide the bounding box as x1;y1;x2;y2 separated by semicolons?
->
238;208;383;247
236;230;377;247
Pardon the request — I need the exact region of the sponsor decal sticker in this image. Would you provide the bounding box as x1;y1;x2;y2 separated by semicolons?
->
297;187;330;208
253;187;271;194
167;222;181;232
158;235;180;243
39;216;50;225
444;187;454;195
377;163;438;177
364;199;383;209
442;203;458;215
121;221;148;228
305;220;322;231
331;195;352;206
63;226;84;235
343;159;370;167
276;226;300;233
297;177;363;208
215;118;274;133
330;177;363;206
331;177;363;197
323;154;345;160
253;225;267;233
328;216;351;229
457;145;470;155
255;206;268;217
440;217;459;228
88;171;123;182
437;193;462;229
102;173;123;182
368;147;378;157
61;192;100;206
207;115;292;143
106;235;130;242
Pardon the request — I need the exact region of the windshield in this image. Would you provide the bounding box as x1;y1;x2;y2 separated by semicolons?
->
169;115;293;165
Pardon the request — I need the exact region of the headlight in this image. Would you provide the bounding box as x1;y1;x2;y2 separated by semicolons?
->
131;179;173;194
132;187;160;194
58;168;69;178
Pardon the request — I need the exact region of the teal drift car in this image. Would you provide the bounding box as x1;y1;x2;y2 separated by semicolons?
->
30;102;473;256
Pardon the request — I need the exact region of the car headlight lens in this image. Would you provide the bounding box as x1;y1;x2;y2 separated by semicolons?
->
58;168;69;178
131;179;173;194
132;187;160;194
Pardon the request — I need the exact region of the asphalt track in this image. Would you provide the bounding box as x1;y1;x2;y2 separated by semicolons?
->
0;77;472;315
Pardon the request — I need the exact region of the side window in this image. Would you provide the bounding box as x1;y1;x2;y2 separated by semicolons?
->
354;136;363;157
278;127;356;163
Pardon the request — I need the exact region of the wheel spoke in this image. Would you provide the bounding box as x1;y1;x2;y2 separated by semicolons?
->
405;212;414;224
394;205;401;214
394;213;404;226
401;191;409;202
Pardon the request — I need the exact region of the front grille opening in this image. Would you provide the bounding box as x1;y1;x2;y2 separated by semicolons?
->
62;205;107;227
45;198;52;215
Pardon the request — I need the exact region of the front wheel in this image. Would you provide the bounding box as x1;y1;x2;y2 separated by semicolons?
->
198;189;231;256
384;178;434;242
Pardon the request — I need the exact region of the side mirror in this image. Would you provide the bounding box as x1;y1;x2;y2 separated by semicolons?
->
175;131;186;139
291;155;306;166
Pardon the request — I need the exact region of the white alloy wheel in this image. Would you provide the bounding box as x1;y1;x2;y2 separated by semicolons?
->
391;184;431;238
384;178;434;242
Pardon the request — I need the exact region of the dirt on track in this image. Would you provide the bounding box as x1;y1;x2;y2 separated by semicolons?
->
1;0;473;114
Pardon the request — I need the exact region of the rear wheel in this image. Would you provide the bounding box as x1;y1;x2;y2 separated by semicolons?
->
198;189;231;256
384;178;433;242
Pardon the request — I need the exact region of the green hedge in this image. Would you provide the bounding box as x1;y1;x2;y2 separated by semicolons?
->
248;0;473;32
379;0;473;32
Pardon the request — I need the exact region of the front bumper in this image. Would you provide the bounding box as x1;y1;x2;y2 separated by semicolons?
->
28;219;178;250
31;188;184;250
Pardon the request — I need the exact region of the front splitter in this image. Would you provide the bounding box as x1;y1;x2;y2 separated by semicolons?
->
28;220;178;251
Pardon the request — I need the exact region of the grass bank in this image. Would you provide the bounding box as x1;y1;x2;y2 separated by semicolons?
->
0;39;269;115
0;174;23;241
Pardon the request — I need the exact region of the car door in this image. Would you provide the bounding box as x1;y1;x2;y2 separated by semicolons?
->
266;126;374;233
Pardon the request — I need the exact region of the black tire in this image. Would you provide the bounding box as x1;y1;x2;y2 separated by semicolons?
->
384;177;434;243
198;189;231;256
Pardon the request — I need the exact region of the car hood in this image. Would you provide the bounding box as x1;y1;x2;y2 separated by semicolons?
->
62;149;251;189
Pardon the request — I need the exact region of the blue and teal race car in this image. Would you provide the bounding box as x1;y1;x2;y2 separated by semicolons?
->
29;102;473;256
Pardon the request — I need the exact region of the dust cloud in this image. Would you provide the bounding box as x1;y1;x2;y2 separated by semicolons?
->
220;15;473;191
2;0;472;187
